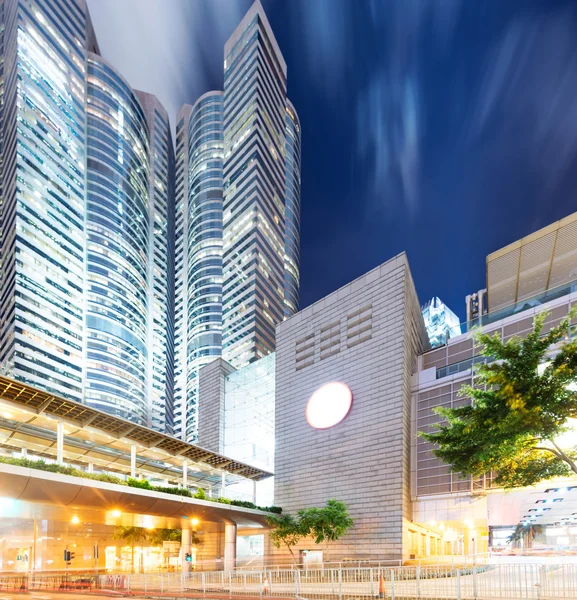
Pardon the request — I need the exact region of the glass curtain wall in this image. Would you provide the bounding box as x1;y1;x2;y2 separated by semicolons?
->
223;353;275;505
185;92;224;442
283;100;301;317
0;0;88;401
85;54;150;424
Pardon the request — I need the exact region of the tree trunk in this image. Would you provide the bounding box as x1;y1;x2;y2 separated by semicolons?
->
285;542;297;565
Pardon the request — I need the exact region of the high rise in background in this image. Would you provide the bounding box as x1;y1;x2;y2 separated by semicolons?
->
421;297;461;348
0;0;175;432
0;0;298;441
174;0;301;442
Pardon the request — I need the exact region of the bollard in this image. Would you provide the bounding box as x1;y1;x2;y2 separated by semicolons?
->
378;572;386;598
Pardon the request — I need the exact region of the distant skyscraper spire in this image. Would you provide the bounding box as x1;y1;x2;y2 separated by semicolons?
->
421;297;461;347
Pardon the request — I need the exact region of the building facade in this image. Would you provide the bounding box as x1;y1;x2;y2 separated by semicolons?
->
135;90;176;435
173;104;193;439
221;0;291;368
0;0;91;402
85;53;151;424
184;92;225;442
175;0;300;442
273;254;429;561
0;0;175;432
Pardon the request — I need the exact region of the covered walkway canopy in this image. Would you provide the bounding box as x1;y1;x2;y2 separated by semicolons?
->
0;377;272;493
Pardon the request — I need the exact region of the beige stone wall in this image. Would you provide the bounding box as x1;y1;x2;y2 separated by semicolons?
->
273;254;428;562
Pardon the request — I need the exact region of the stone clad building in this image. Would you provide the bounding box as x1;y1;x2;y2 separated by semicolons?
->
273;253;429;561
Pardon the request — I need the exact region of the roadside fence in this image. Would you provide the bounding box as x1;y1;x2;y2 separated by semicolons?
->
1;563;577;599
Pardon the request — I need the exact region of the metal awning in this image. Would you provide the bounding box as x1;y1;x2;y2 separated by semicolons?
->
0;376;272;481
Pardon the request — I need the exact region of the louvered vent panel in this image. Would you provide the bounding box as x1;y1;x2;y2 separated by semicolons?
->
487;248;520;311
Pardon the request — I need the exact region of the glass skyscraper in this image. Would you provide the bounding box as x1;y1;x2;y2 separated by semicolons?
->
175;0;300;441
421;297;462;348
0;0;175;432
183;92;225;442
283;100;301;317
0;0;90;402
85;53;151;424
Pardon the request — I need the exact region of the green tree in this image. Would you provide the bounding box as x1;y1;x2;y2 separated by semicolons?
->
266;513;306;564
267;500;354;564
420;308;577;488
299;499;354;558
113;526;150;573
147;528;182;546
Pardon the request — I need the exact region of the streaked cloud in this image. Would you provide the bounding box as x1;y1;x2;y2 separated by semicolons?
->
470;9;577;195
291;0;460;218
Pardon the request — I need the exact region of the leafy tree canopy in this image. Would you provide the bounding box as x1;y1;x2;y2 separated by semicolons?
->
266;499;354;563
420;308;577;488
298;499;354;544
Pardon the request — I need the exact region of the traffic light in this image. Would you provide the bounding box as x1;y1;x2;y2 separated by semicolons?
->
63;550;75;563
185;553;192;563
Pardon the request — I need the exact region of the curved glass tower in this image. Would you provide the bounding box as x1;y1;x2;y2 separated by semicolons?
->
173;104;193;438
185;91;224;441
85;53;150;423
284;100;301;317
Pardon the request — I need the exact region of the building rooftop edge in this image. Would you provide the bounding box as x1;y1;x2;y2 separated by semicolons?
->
487;210;577;263
224;0;287;77
277;252;410;333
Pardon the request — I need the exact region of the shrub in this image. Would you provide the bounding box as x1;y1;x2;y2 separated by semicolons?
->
127;477;152;489
153;485;191;497
193;488;207;499
0;456;282;511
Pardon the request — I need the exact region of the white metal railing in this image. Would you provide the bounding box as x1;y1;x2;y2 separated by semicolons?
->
3;564;577;598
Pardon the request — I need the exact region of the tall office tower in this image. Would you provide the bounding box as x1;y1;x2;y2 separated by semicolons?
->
173;104;193;439
184;92;224;441
136;90;176;435
85;54;151;423
283;100;301;317
221;0;296;367
421;297;461;348
0;0;89;401
0;0;175;431
175;0;300;441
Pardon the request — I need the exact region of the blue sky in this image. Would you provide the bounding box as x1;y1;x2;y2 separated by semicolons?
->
88;0;577;321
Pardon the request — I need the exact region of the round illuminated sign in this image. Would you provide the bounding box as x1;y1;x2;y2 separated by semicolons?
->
306;382;353;429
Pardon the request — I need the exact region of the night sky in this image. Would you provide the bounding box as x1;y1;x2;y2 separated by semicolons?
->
87;0;577;322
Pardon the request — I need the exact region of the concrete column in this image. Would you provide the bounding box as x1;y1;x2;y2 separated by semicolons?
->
88;463;94;474
182;460;188;489
56;421;64;465
252;480;257;504
130;444;136;478
181;528;192;573
221;472;226;498
223;523;236;572
21;447;27;458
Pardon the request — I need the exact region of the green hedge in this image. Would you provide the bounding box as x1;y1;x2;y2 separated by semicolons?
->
0;456;281;512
